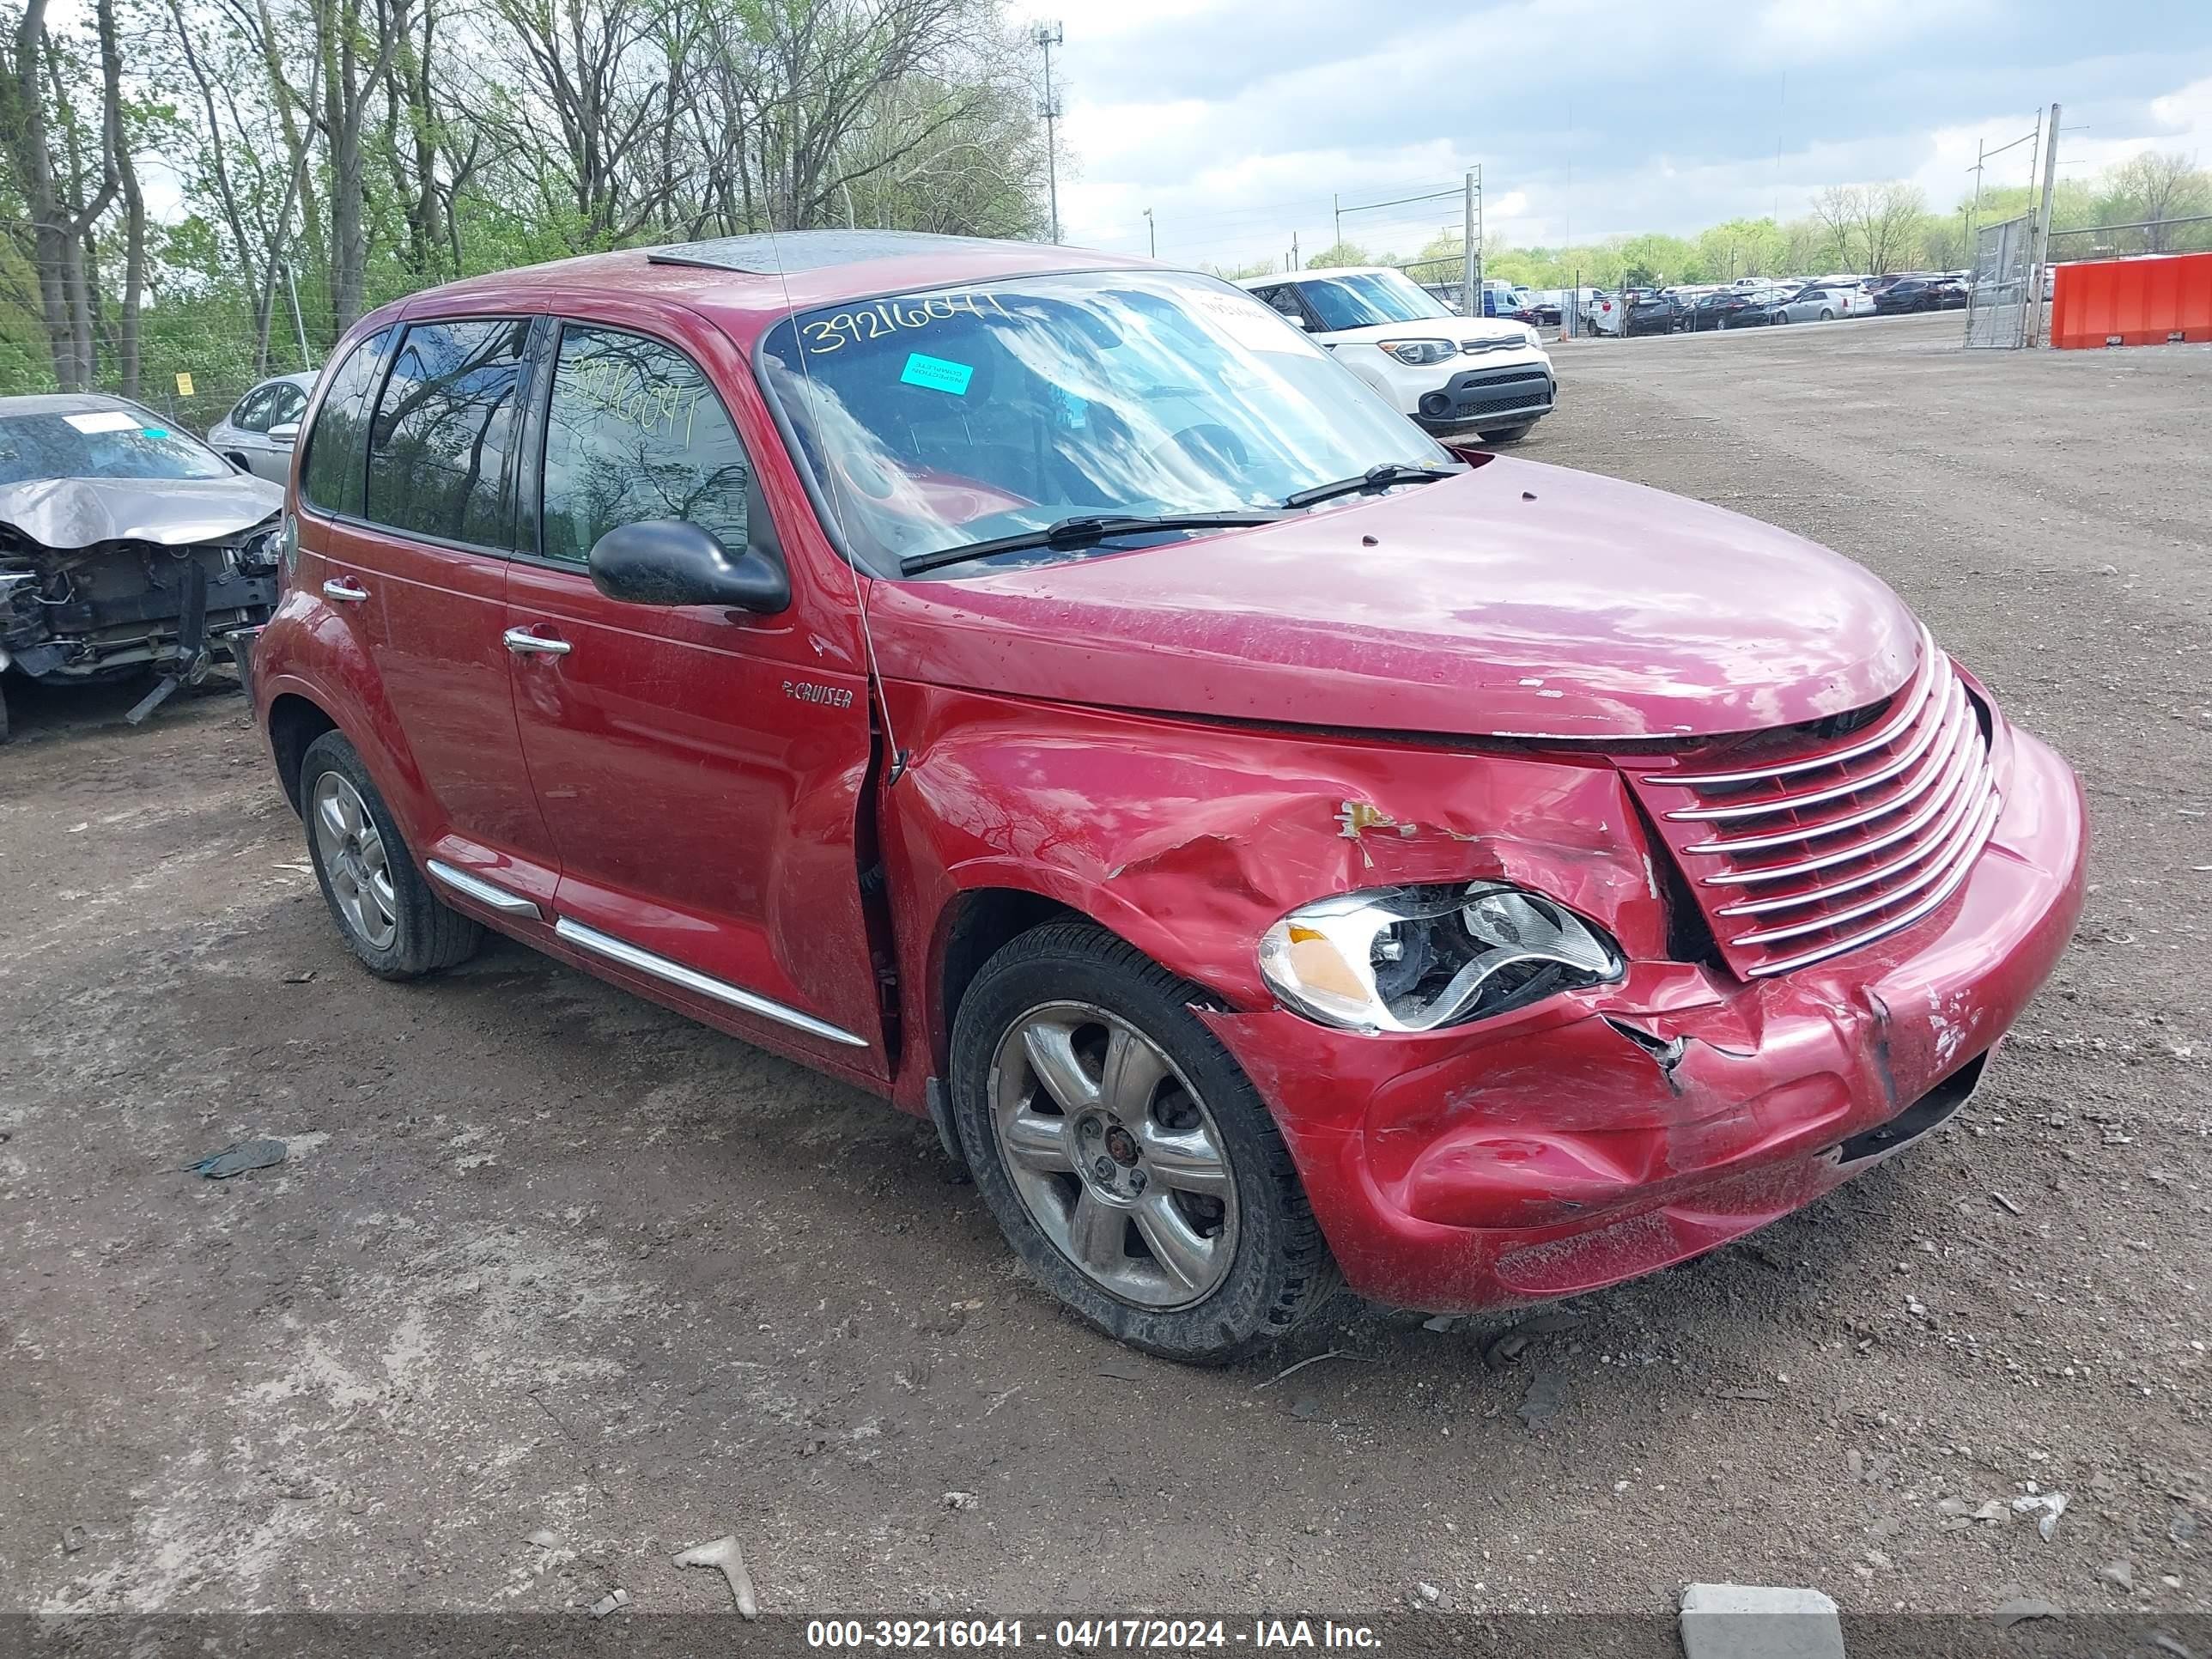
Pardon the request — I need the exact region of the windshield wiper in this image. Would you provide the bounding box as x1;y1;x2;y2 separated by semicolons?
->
1279;461;1462;511
898;511;1285;576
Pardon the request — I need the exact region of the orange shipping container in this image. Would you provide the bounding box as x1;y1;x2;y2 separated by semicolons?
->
2049;252;2212;349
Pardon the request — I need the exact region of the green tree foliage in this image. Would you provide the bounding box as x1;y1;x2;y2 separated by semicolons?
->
0;0;1053;416
1302;240;1370;269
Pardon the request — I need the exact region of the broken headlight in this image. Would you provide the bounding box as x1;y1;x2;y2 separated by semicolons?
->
233;521;284;572
1258;882;1623;1033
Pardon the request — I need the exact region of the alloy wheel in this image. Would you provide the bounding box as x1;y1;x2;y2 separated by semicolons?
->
312;771;398;951
988;1001;1238;1309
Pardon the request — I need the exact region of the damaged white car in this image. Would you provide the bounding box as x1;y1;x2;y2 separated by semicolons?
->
0;392;284;739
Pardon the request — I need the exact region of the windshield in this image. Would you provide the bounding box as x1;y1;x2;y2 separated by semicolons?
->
761;270;1451;576
1291;270;1453;331
0;406;234;487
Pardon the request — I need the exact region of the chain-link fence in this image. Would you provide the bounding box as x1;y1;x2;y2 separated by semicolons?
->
2047;214;2212;263
1966;214;2034;349
0;250;446;437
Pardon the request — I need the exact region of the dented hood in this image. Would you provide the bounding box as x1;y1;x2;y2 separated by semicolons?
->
864;455;1923;740
0;473;283;552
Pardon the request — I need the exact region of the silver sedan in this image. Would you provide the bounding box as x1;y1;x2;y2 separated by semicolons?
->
205;370;319;483
1769;285;1866;324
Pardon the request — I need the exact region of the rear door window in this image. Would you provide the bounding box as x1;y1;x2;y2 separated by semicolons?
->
366;318;533;547
536;323;751;565
232;386;276;432
301;327;393;517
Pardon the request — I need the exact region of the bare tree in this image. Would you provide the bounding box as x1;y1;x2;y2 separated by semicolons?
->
314;0;398;329
471;0;690;248
2106;151;2212;251
1856;182;1926;274
2;0;122;387
1809;184;1858;270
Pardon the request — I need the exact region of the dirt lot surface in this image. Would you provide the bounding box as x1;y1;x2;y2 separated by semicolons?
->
4;311;2208;1632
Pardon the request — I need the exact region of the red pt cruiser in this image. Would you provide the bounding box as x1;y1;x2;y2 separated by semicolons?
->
246;232;2087;1363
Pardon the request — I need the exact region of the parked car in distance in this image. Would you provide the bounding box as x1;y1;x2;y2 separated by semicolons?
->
1872;276;1965;313
248;230;2086;1364
1241;267;1555;442
1583;289;1627;335
1691;284;1792;329
0;392;283;738
207;371;319;483
1770;284;1865;324
1625;289;1692;335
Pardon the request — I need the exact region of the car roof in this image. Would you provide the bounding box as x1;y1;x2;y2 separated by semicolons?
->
0;392;153;418
1234;266;1408;289
389;232;1158;344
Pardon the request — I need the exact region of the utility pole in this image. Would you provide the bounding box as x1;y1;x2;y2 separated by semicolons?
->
1032;21;1063;244
2027;100;2061;346
1967;137;1986;243
1461;167;1477;318
1143;207;1155;258
1332;193;1340;246
1291;231;1300;270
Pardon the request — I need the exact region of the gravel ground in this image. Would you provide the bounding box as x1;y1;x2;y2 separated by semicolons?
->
3;311;2207;1633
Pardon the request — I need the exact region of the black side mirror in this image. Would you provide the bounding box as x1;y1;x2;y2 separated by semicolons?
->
586;520;788;614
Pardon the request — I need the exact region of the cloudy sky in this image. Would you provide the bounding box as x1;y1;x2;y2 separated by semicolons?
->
1013;0;2212;270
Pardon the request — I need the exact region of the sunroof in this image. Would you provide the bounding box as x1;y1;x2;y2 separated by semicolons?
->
645;230;1011;275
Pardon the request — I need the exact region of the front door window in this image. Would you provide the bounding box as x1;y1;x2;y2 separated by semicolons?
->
538;324;752;562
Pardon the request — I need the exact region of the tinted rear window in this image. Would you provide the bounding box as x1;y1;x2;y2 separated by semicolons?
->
301;328;392;516
366;319;532;546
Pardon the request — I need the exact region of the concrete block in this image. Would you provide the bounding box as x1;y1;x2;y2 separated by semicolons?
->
1680;1583;1846;1659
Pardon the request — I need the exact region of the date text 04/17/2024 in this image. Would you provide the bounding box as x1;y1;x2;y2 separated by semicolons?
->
803;1621;1382;1650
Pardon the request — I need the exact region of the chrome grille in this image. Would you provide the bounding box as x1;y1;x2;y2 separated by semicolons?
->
1629;627;2000;979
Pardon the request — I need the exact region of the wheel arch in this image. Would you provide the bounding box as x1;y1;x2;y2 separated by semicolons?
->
927;884;1091;1079
267;691;338;814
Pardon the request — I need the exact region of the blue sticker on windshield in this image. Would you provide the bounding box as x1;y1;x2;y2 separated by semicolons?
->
142;427;169;439
900;352;973;396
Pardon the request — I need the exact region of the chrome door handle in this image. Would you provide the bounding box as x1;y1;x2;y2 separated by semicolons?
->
503;627;572;656
322;577;369;603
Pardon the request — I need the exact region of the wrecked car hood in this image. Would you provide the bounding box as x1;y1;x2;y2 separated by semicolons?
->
864;455;1923;741
0;473;283;551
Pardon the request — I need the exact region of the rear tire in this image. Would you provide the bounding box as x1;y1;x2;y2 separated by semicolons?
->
300;730;482;980
951;922;1340;1365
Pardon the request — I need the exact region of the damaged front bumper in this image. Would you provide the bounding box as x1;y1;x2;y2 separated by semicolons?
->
1;542;278;684
1198;727;2087;1314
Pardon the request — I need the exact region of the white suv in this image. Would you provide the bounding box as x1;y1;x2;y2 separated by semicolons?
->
1236;267;1556;443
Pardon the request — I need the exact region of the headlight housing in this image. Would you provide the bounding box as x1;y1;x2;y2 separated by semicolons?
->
1376;338;1457;366
1258;882;1622;1033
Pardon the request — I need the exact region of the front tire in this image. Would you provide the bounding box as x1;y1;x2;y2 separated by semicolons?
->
950;923;1339;1364
1478;422;1534;446
300;730;483;980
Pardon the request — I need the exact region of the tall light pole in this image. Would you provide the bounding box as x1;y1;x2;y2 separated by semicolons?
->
1032;20;1064;245
1143;207;1155;258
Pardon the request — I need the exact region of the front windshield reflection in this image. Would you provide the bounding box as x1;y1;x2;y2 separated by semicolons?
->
761;270;1449;575
1293;270;1455;331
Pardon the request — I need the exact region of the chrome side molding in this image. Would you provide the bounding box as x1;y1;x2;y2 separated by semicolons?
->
551;917;869;1048
426;859;544;920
